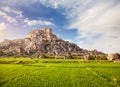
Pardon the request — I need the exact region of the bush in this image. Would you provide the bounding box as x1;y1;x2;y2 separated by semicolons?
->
95;55;107;60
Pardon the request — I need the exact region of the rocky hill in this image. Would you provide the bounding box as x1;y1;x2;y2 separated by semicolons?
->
0;28;105;59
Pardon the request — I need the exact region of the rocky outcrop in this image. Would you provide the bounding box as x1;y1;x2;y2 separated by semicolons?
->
0;28;105;59
107;53;120;60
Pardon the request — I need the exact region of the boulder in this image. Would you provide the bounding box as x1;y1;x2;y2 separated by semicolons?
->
107;53;120;60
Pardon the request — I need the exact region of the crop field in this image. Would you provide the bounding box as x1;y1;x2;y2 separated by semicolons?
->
0;58;120;87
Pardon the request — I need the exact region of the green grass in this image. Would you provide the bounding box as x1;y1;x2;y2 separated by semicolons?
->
0;58;120;87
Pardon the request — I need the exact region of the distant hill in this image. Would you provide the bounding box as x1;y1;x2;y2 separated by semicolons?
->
0;28;105;59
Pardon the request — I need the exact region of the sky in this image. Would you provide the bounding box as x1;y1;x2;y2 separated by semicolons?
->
0;0;120;53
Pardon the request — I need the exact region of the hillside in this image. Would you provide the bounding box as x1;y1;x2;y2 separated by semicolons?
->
0;28;105;59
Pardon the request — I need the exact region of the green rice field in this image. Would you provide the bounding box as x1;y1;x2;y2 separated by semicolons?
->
0;58;120;87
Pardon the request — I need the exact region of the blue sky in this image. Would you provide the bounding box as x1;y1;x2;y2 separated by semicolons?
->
0;0;120;53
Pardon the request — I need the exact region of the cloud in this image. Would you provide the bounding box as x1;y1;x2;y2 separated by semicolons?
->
39;0;61;9
24;18;54;26
69;2;120;53
0;23;6;37
0;6;54;26
0;6;25;24
1;6;23;17
0;0;39;8
0;11;16;22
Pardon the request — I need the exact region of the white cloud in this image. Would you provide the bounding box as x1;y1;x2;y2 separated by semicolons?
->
0;6;53;27
0;23;6;37
1;6;23;17
39;0;62;9
24;18;54;26
0;0;39;8
0;6;24;23
0;6;54;27
70;2;120;53
0;11;16;22
0;7;27;41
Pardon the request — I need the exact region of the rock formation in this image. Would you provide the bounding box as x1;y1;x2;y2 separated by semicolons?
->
107;53;120;60
0;28;105;59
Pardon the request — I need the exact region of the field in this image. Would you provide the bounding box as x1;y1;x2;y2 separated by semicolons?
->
0;58;120;87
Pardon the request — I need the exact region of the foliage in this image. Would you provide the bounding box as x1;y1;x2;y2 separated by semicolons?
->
0;58;113;64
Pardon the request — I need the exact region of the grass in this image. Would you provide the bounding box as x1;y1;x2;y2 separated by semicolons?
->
0;57;113;64
0;58;120;87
